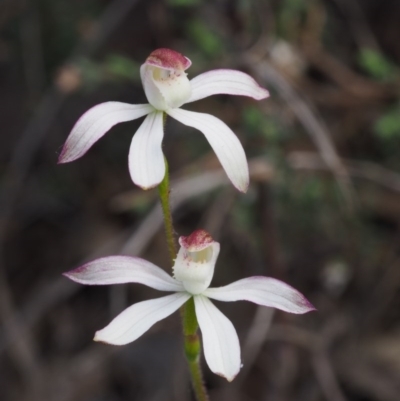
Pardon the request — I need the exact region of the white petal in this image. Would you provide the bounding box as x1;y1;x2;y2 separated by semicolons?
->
204;277;315;314
129;111;165;189
167;108;249;192
64;256;184;292
194;295;241;381
95;293;190;345
58;102;153;163
187;69;269;103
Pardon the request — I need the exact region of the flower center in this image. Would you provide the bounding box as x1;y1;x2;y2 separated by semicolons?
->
141;63;192;110
173;243;216;295
187;246;213;263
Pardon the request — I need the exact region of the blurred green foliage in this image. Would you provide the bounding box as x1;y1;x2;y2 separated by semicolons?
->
374;106;400;140
104;55;140;82
358;48;398;82
277;0;309;38
187;20;224;57
243;106;285;144
76;54;140;90
37;0;102;73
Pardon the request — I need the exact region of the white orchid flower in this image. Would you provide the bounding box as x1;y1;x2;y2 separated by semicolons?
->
58;48;269;192
64;229;314;381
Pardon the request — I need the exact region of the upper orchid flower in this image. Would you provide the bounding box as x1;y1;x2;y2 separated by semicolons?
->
64;229;314;381
58;49;269;192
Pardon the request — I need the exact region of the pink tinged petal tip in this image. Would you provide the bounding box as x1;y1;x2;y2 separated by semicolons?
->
204;276;315;314
194;295;241;381
58;102;153;164
63;255;184;292
179;229;215;252
167;108;249;193
187;69;269;103
94;293;191;345
128;111;165;189
145;48;191;71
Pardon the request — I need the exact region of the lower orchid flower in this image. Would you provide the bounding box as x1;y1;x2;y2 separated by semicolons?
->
58;48;269;193
64;230;314;381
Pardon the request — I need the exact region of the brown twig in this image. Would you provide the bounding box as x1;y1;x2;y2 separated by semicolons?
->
245;55;355;210
288;151;400;193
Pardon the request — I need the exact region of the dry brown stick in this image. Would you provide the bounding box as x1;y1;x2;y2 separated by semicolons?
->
19;4;46;104
288;151;400;193
239;307;275;384
200;186;236;238
330;0;382;52
365;257;400;327
336;347;400;401
312;353;347;401
246;57;355;210
304;47;392;100
0;271;40;384
267;324;348;401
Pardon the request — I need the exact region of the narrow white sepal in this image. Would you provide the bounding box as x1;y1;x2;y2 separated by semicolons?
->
59;102;153;163
94;293;191;345
129;111;165;189
64;256;184;292
203;277;315;314
187;69;269;103
167;108;249;192
194;295;241;381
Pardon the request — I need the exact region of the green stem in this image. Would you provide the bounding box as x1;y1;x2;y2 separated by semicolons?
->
157;155;209;401
183;298;209;401
158;157;177;263
188;357;209;401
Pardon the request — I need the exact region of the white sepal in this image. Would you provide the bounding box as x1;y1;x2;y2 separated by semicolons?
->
167;108;249;192
59;102;153;163
94;293;190;345
187;69;269;103
64;255;184;292
194;295;241;381
204;276;316;314
129;111;165;189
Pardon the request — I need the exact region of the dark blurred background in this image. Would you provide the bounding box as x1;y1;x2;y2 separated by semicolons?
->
1;0;400;400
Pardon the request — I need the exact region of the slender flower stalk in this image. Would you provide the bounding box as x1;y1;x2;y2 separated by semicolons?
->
157;157;177;262
58;48;269;192
158;162;208;400
183;298;209;401
188;356;209;401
